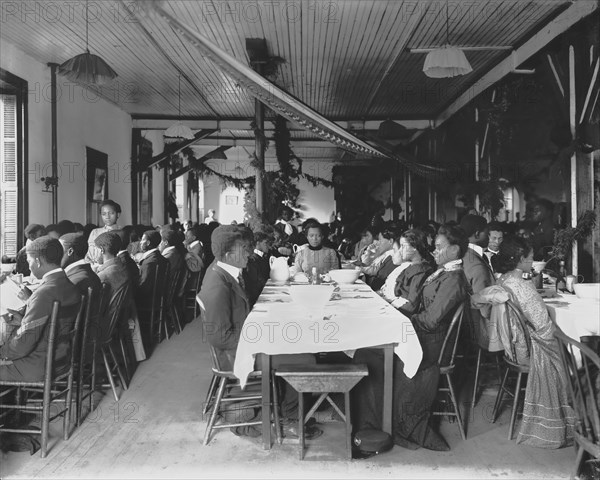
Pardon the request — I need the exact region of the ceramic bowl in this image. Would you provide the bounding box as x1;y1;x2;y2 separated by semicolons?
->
573;283;600;301
328;269;361;284
531;261;547;274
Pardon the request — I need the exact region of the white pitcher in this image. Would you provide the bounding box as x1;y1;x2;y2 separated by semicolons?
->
269;256;290;283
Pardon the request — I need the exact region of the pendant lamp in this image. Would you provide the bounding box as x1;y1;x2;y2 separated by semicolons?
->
164;75;195;142
422;0;472;78
58;0;117;85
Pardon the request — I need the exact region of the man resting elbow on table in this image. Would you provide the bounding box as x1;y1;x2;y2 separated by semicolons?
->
198;225;321;439
1;237;81;382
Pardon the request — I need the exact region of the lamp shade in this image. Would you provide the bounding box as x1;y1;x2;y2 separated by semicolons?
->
423;46;472;78
58;51;118;85
164;122;195;141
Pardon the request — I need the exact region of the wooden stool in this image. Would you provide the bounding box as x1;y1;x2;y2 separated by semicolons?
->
275;364;368;460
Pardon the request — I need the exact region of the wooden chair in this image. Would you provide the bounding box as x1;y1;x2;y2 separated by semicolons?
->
137;262;168;355
203;345;282;446
76;284;110;426
432;302;467;440
162;266;183;339
469;346;503;421
491;300;532;440
99;283;131;402
554;327;600;479
182;268;204;321
274;364;368;460
0;297;85;457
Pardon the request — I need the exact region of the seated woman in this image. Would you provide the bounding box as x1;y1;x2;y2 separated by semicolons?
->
471;236;574;448
360;226;396;283
355;226;379;266
293;219;340;275
352;224;470;451
378;229;434;316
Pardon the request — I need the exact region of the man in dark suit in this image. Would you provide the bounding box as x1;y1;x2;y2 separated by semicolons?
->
160;228;186;296
242;230;273;307
60;232;102;297
95;232;130;301
1;236;81;382
459;215;495;348
136;230;168;349
114;229;140;287
198;226;319;439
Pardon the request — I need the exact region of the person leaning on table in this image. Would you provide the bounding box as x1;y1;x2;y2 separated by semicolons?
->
198;225;321;439
0;236;81;382
352;224;470;452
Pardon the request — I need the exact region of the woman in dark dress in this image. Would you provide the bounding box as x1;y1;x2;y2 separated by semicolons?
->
352;224;470;451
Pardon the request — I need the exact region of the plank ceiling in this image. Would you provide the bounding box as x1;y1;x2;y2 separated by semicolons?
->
0;0;577;162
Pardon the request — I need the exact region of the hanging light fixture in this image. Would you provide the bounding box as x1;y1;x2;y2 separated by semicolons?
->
422;0;472;78
58;0;117;85
164;74;195;142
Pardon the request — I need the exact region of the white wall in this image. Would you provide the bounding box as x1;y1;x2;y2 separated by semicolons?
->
1;41;132;227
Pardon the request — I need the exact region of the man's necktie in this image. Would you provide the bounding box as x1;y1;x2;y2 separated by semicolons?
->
238;273;246;291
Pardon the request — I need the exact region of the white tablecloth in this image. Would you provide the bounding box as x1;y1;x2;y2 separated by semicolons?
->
233;281;423;388
546;293;600;340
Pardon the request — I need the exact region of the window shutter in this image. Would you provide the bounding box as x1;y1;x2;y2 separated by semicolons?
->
1;94;18;258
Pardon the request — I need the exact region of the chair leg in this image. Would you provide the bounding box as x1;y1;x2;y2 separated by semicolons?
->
298;393;305;460
102;348;120;402
119;336;131;384
172;304;183;334
41;386;51;458
271;370;282;445
63;376;74;441
447;373;466;440
108;344;128;391
203;374;218;416
470;348;482;420
508;372;523;441
203;377;228;445
492;368;509;423
345;392;352;461
572;445;585;479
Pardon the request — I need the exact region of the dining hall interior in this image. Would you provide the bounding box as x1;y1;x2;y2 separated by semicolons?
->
0;1;599;478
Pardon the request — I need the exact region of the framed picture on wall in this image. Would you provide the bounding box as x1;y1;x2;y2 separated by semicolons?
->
86;147;108;224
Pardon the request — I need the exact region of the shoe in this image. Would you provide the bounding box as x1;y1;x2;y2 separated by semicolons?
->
283;423;323;440
230;425;262;438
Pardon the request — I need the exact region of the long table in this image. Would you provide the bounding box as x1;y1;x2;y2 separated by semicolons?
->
233;280;423;449
545;292;600;339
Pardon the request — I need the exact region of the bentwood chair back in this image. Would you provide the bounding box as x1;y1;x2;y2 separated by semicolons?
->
99;283;131;401
554;327;600;479
491;299;532;440
0;296;85;457
433;302;467;440
76;283;110;426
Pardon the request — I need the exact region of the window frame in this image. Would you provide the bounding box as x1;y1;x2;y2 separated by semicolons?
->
0;68;28;254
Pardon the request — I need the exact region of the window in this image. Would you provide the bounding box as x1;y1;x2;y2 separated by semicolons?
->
0;69;27;260
1;94;18;258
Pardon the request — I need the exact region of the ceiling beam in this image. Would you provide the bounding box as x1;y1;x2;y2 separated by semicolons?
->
132;119;432;131
137;129;217;171
188;139;342;148
169;146;231;181
433;0;598;129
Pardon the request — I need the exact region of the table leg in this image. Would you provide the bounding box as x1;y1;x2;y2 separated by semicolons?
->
382;344;393;434
261;353;272;450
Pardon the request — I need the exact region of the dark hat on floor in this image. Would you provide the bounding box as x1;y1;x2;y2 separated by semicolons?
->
352;429;393;459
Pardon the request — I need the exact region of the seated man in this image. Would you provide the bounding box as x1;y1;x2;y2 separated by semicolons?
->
114;229;140;287
1;237;81;382
14;223;45;276
242;230;273;307
198;225;320;439
60;232;102;297
136;230;168;349
95;232;130;302
160;228;186;297
183;224;205;274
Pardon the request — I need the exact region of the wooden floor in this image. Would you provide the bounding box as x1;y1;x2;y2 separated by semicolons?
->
1;318;574;479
